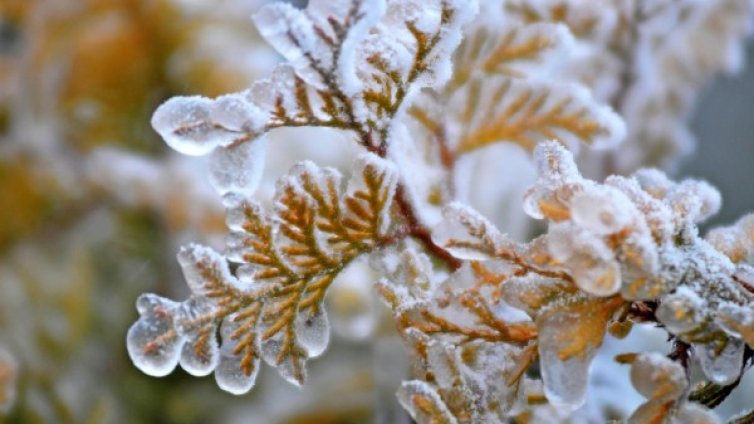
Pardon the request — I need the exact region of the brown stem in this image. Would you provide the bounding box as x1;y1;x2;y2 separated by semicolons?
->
668;339;691;377
394;185;461;270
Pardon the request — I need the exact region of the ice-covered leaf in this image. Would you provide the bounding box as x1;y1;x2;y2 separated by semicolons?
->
209;137;267;195
618;352;720;424
127;294;185;377
432;203;514;261
152;0;479;203
152;95;265;156
127;245;264;392
397;380;458;424
695;339;744;386
129;154;397;391
537;295;623;410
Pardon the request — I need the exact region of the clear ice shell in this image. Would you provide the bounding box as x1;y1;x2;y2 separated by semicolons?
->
209;94;266;133
537;310;593;411
214;315;259;395
629;353;686;401
260;332;307;386
396;380;458;424
126;294;185;377
655;287;705;334
431;203;508;261
209;138;267;195
695;339;744;386
570;187;635;235
294;306;330;358
152;96;241;156
176;297;219;377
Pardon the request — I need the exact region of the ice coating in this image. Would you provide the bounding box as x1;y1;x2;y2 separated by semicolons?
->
397;380;458;424
253;2;328;88
432;202;510;261
655;286;706;334
176;297;219;377
570;187;636;235
671;403;721;424
214;315;260;395
537;307;594;410
695;339;744;386
294;307;330;358
124;0;754;419
209;137;267;195
260;331;308;386
628;353;686;401
126;294;185;377
152;96;245;156
547;222;622;296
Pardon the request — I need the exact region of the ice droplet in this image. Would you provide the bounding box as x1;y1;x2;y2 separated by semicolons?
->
295;307;330;358
214;316;259;395
209;138;267;195
215;355;257;395
696;339;744;386
629;353;686;401
261;333;307;386
537;311;592;410
656;287;705;334
222;192;252;231
570;187;635;235
127;294;185;377
176;297;219;377
571;260;622;297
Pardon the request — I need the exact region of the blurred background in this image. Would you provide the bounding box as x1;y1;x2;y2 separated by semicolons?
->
0;0;753;423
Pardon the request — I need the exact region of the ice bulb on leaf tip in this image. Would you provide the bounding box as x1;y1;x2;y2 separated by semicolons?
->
209;138;267;196
696;339;744;386
537;312;592;410
152;96;243;156
180;336;219;377
570;187;635;235
214;316;259;395
572;260;622;297
260;330;306;386
127;294;185;377
210;94;266;133
628;353;686;401
175;298;219;377
294;307;330;358
655;287;704;334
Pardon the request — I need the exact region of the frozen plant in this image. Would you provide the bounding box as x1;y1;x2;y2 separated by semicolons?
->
127;0;754;422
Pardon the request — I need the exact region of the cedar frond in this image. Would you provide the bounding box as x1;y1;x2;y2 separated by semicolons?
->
128;153;398;389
